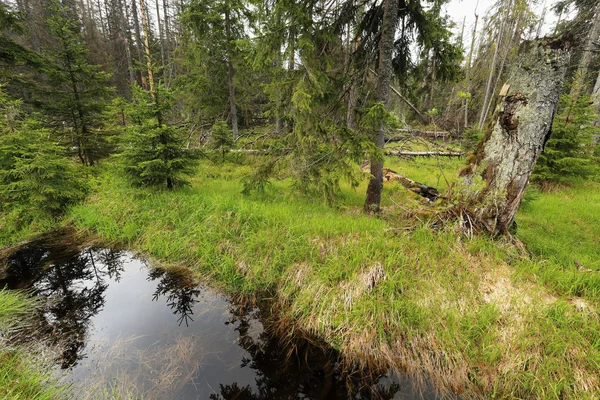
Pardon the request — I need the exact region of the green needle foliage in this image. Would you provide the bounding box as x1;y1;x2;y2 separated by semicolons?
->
121;85;198;190
534;94;599;185
38;0;114;166
211;120;233;161
0;88;88;222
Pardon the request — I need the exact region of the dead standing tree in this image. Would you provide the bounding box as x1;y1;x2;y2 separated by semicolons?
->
459;37;571;235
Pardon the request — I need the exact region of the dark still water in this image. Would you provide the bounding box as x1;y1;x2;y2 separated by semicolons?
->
0;235;437;399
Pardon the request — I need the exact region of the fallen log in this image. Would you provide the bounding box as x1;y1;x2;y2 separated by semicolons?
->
396;128;450;136
387;150;465;157
384;168;440;201
230;148;293;155
361;165;441;201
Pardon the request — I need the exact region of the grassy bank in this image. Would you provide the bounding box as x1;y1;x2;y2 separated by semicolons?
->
0;290;66;400
64;159;600;399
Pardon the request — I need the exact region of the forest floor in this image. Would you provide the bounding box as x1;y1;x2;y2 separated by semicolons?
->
1;152;600;399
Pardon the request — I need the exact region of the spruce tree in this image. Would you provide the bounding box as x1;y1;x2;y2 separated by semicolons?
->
211;120;233;161
534;94;599;184
121;85;198;189
0;88;87;221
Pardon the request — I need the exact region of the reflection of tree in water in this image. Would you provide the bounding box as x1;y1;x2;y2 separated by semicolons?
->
148;268;200;327
210;303;401;400
0;244;126;369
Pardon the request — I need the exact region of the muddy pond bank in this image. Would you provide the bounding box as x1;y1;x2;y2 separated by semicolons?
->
0;231;439;399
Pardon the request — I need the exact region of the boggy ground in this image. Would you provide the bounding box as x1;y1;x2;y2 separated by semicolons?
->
2;154;600;399
53;155;599;400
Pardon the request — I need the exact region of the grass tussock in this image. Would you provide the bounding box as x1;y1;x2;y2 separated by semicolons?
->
0;290;67;400
62;158;600;399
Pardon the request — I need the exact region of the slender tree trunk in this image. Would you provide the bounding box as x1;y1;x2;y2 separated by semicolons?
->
461;37;571;234
96;0;106;36
364;0;398;212
483;19;518;121
346;3;365;130
274;49;283;133
121;0;136;85
131;0;146;88
224;8;239;139
429;53;436;110
593;68;600;128
570;0;600;98
154;0;167;83
478;14;506;130
139;0;155;95
288;25;295;70
464;12;479;128
162;0;171;83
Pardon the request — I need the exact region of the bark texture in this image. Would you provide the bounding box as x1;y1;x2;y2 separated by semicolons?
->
461;37;571;234
364;0;397;212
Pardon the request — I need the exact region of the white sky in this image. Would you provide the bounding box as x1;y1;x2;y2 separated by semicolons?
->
444;0;563;46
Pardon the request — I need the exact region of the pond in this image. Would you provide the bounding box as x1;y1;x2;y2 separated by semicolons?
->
0;233;438;399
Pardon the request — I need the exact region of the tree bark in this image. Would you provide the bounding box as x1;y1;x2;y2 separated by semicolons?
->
138;0;155;95
364;0;398;212
154;0;166;83
460;37;571;234
464;12;478;128
224;8;239;140
131;0;146;88
478;15;506;130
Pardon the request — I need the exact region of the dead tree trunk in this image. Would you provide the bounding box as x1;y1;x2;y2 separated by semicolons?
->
460;37;571;234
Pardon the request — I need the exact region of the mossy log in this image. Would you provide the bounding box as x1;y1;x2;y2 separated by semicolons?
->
460;37;571;234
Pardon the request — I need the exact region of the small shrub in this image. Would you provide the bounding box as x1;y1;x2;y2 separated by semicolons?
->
211;120;233;161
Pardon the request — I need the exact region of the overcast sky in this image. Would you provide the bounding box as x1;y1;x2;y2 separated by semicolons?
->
443;0;563;46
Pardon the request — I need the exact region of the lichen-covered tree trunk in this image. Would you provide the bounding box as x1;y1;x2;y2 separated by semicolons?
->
460;38;571;234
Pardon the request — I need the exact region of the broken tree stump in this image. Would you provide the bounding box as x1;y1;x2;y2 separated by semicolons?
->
460;37;571;234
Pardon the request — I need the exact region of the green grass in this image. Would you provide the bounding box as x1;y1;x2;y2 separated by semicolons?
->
0;290;66;400
515;182;600;300
63;159;600;399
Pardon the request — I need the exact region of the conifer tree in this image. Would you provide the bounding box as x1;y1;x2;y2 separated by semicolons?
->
0;88;87;221
38;0;113;166
211;120;233;161
183;0;249;139
534;94;599;184
121;84;198;189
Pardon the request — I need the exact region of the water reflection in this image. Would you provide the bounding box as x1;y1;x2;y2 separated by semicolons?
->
213;303;403;400
0;238;429;399
0;243;200;369
149;268;200;327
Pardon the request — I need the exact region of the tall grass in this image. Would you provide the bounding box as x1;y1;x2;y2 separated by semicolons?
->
0;290;66;400
516;183;600;299
65;159;600;399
